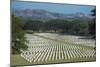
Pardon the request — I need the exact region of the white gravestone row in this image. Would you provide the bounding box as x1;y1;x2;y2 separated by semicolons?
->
35;33;95;47
20;33;96;63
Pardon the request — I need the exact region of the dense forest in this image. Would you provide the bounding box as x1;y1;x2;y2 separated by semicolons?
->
23;19;89;35
11;15;28;54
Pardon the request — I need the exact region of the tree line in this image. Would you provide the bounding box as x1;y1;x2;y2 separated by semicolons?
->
23;19;89;36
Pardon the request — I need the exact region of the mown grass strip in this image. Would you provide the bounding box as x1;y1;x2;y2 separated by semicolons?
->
11;55;96;66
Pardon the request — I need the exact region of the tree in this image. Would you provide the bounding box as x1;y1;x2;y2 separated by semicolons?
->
11;15;28;54
23;20;43;32
88;8;96;38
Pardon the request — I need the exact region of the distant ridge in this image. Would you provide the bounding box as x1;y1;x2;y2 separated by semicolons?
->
12;9;93;21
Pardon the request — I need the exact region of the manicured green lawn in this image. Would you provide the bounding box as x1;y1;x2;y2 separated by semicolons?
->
11;55;32;66
11;54;96;66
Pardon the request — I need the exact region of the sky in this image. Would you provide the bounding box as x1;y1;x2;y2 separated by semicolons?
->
11;0;95;15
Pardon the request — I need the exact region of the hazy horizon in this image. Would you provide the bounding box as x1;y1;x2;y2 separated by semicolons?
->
11;0;95;16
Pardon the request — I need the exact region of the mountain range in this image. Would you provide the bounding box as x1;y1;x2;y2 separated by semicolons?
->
12;9;93;21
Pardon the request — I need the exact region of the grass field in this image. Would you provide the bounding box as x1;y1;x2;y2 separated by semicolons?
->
11;33;96;66
11;55;95;66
